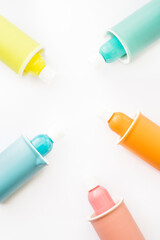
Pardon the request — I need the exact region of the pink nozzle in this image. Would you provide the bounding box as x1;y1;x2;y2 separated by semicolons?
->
88;185;115;216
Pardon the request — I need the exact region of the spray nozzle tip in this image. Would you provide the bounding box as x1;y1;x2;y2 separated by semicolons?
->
84;176;99;192
39;65;57;84
88;53;105;68
47;126;64;143
97;108;114;123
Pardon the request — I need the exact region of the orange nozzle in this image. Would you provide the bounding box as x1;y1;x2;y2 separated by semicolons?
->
108;112;133;137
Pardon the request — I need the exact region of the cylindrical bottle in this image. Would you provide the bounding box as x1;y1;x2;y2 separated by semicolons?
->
0;130;63;202
106;0;160;63
86;178;144;240
90;0;160;66
0;15;56;82
107;112;160;170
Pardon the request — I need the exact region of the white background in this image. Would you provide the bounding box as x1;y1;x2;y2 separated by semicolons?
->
0;0;160;239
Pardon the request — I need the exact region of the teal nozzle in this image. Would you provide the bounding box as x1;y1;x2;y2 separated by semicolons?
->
99;36;126;63
106;0;160;63
0;135;48;202
31;134;53;157
0;129;63;202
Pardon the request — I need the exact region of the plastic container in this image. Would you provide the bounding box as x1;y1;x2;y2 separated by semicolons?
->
107;112;160;170
106;0;160;63
0;15;56;83
0;130;64;202
89;200;144;240
86;177;144;240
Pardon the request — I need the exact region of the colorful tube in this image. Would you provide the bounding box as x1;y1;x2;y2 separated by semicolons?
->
95;0;160;65
108;112;160;170
0;15;56;82
107;0;160;63
87;178;144;240
0;129;64;202
89;200;144;240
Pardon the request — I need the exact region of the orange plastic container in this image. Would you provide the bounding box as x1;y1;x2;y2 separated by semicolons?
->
89;199;144;240
116;112;160;170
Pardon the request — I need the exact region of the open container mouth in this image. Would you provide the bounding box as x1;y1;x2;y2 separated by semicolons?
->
23;135;48;164
116;112;140;145
106;30;131;64
88;198;123;222
19;46;44;76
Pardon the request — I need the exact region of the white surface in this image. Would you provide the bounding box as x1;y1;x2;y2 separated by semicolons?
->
84;176;99;192
0;0;160;239
97;107;114;122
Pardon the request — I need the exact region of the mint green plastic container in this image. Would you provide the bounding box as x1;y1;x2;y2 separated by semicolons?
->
107;0;160;63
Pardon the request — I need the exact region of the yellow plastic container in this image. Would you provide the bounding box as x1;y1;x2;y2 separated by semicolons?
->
0;15;55;82
108;112;160;170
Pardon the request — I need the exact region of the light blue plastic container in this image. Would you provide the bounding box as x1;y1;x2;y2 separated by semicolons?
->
106;0;160;63
0;135;47;202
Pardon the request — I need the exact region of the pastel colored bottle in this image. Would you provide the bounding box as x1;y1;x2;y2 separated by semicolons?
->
106;111;160;170
0;129;64;202
91;0;160;66
86;177;145;240
0;15;56;83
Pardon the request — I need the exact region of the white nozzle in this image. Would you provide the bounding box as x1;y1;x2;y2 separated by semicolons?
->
88;53;105;68
39;65;57;84
84;176;99;192
97;108;114;123
47;126;64;143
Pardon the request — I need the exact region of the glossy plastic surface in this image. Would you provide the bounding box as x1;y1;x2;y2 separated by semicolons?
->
88;185;115;216
108;112;133;137
99;36;126;63
31;134;53;157
25;52;46;75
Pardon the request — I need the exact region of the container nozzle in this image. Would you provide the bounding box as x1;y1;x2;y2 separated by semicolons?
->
89;36;126;68
25;52;56;83
30;127;64;157
85;176;115;216
108;112;133;137
99;36;126;63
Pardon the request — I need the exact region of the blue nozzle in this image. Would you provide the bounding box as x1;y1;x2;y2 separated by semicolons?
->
30;134;53;157
99;36;126;63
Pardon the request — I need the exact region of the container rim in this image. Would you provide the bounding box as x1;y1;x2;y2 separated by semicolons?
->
88;198;123;222
116;112;141;145
106;29;131;64
18;46;44;76
23;135;48;164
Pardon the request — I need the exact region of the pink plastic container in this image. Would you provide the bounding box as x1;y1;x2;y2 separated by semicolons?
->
89;199;145;240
